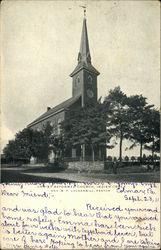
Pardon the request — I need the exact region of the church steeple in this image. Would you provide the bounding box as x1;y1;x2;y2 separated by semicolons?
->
70;15;100;107
78;17;91;64
70;17;99;77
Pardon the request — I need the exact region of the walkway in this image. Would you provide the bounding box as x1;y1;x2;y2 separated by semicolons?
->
22;171;160;183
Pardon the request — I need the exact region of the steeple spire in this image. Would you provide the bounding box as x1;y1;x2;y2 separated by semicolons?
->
70;15;100;77
78;17;91;64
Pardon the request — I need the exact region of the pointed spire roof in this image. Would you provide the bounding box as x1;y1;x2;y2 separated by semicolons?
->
79;17;91;64
70;17;99;77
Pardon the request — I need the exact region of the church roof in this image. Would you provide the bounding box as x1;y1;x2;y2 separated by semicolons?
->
70;17;100;77
70;61;100;77
28;94;81;127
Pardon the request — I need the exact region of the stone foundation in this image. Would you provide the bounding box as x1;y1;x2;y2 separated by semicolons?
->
67;161;104;172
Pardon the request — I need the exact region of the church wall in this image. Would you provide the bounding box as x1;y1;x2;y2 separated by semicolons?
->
72;71;84;98
72;69;98;107
68;96;82;112
83;69;97;106
29;110;65;134
63;98;82;124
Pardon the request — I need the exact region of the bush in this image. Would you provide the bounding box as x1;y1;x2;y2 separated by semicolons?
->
137;156;141;162
124;156;129;162
142;154;147;162
47;159;67;172
131;156;136;162
113;157;117;162
147;155;153;162
107;156;112;162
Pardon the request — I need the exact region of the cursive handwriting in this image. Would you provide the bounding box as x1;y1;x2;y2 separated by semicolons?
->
1;182;160;249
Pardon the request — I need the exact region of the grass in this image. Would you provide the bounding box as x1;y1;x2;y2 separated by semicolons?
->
1;163;160;183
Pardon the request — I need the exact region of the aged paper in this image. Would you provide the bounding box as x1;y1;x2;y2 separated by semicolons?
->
0;183;160;249
1;0;160;250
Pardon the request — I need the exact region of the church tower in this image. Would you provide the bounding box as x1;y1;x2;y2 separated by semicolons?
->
70;17;100;107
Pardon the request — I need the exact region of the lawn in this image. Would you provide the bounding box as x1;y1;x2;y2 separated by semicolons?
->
1;164;160;183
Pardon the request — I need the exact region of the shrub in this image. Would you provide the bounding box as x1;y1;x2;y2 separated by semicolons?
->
124;156;129;162
107;156;112;162
131;156;136;162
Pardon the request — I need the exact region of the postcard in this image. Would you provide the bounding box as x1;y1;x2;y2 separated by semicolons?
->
1;0;160;249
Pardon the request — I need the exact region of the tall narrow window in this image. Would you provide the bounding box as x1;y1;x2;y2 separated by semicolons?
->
57;118;62;135
88;75;93;84
75;75;80;87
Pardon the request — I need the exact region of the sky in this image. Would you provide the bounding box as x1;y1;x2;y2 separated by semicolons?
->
1;0;160;157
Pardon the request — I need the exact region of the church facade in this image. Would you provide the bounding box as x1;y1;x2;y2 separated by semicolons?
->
28;17;105;160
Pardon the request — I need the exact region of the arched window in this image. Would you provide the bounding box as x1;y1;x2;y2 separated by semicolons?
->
75;75;80;87
49;122;55;135
88;75;93;84
57;118;62;135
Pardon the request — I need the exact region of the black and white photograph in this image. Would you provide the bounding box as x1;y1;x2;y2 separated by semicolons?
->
1;1;160;250
1;0;160;183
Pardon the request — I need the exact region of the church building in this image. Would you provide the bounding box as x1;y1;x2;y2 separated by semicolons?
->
28;16;103;160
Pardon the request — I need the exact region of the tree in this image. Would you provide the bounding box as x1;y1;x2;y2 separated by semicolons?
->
50;134;65;159
61;106;83;157
144;109;160;162
61;102;114;161
3;127;51;163
3;139;23;162
127;94;154;163
17;128;51;162
104;86;130;162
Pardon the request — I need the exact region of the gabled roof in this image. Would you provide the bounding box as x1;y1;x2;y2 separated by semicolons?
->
28;94;81;127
